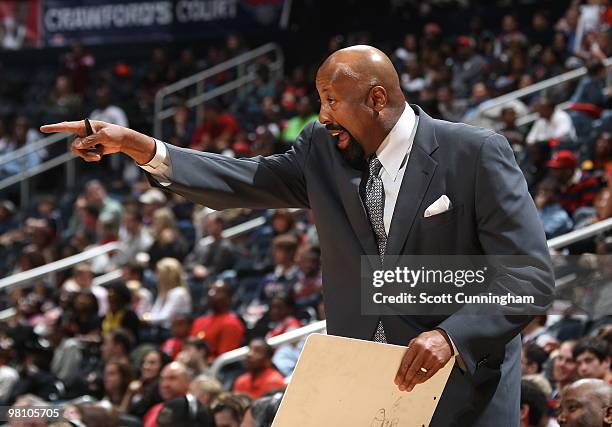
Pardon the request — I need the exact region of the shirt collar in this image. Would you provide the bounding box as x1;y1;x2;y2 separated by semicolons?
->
376;103;417;181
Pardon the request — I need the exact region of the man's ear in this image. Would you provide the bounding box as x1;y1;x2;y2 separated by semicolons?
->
603;405;612;426
368;86;387;112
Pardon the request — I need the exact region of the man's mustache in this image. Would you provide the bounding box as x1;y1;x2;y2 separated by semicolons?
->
325;124;347;132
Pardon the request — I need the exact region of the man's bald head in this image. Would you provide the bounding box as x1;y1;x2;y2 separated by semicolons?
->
315;45;407;163
317;45;404;107
558;378;612;427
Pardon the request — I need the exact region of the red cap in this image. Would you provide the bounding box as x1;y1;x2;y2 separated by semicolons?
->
547;150;577;169
457;36;474;47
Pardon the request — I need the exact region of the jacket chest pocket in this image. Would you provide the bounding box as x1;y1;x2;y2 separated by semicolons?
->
420;203;463;230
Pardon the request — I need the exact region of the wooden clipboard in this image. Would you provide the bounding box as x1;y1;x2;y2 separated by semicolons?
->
272;334;453;427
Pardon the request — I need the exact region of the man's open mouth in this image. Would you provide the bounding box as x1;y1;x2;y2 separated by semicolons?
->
327;126;351;150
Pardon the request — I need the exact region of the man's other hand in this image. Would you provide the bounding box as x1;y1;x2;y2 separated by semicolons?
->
394;329;453;392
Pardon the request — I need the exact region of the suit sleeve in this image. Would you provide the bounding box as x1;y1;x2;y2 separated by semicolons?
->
438;133;554;378
145;123;314;210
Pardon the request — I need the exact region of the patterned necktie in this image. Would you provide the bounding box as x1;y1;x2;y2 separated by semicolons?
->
363;155;388;343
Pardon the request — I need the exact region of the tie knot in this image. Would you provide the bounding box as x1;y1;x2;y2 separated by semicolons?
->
368;155;383;176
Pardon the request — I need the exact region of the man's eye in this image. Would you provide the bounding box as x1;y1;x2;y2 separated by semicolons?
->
327;98;335;105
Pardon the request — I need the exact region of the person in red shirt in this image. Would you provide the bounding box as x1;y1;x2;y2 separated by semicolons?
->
265;293;302;340
143;361;193;427
190;103;240;152
161;314;193;359
233;339;285;399
190;280;245;359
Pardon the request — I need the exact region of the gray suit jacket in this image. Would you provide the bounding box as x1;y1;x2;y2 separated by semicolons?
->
147;105;554;426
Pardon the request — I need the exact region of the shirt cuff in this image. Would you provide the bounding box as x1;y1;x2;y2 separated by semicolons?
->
138;138;169;175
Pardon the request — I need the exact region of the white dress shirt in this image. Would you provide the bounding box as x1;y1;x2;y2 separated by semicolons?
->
138;103;463;366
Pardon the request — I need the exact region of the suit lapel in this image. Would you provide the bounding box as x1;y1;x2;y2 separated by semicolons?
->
335;163;380;265
386;106;438;258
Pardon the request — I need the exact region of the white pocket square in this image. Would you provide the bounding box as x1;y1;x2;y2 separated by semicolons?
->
424;195;452;218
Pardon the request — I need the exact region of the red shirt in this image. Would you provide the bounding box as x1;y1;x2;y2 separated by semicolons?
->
190;312;245;358
265;316;302;340
143;402;163;427
190;113;240;148
161;337;184;360
233;367;286;399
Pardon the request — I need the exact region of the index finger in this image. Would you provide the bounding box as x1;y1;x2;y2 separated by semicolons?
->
40;121;86;136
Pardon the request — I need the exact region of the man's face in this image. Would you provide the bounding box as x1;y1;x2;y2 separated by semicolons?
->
554;343;578;385
576;351;610;380
244;341;268;372
316;68;368;170
558;384;610;427
159;364;190;401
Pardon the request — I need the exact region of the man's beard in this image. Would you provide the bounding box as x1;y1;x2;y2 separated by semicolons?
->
326;124;367;170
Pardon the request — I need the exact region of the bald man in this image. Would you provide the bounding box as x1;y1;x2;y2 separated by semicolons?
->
557;379;612;427
42;45;553;426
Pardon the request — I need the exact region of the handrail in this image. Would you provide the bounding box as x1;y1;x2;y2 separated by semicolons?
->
0;242;122;292
209;320;327;378
0;132;70;166
475;56;612;117
0;152;74;191
548;217;612;250
153;43;284;138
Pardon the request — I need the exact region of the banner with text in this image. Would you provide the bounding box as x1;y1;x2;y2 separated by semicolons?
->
42;0;289;47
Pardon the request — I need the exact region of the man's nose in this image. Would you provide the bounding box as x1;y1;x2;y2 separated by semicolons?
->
319;104;332;125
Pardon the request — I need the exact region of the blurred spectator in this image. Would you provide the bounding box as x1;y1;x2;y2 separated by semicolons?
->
176;337;211;376
163;104;194;148
190;103;240;152
161;313;192;360
120;348;171;418
102;281;140;341
547;150;602;216
62;262;108;316
185;212;237;281
0;200;17;235
552;341;578;399
265;293;302;340
233;339;285;401
114;206;154;266
61;42;95;95
574;187;611;229
281;96;318;143
126;277;153;318
139;188;167;226
529;11;555;50
557;378;611;427
46;75;82;122
527;100;577;146
522;343;549;376
255;234;300;305
148;257;192;328
436;86;467;123
535;178;574;239
210;392;249;427
189;374;222;406
148;208;188;268
452;36;487;99
570;60;608;111
245;391;284;427
462;82;491;123
143;361;193;427
293;244;323;308
190;280;245;359
520;380;551;427
102;359;133;408
496;14;528;55
101;329;133;365
156;395;212;427
0;116;43;179
590;132;611;178
0;344;18;403
499;106;527;148
89;85;128;127
573;337;611;382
